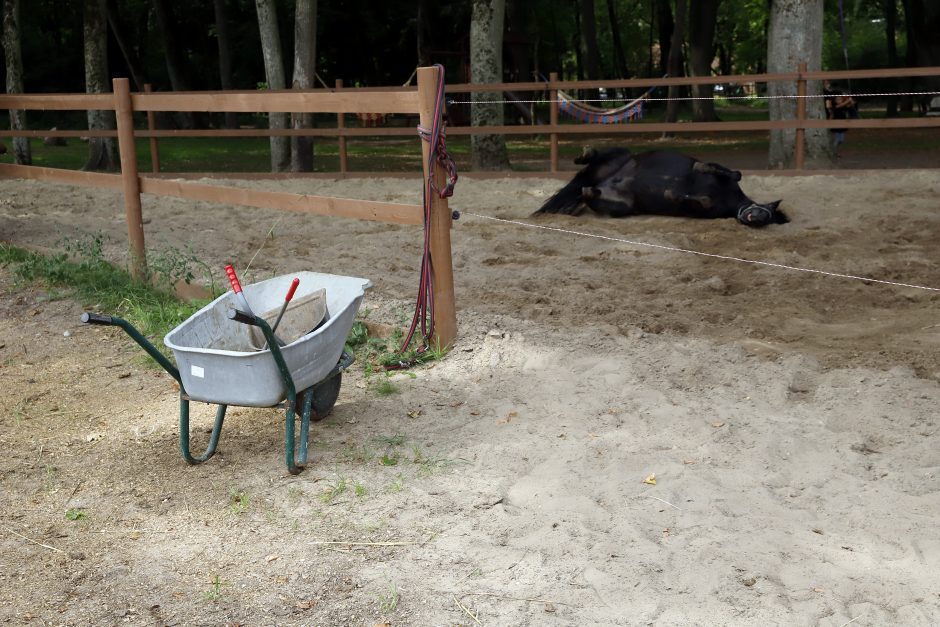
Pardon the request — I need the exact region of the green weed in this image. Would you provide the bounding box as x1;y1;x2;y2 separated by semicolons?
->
202;574;225;602
65;508;87;521
319;477;348;504
0;240;216;353
385;473;405;493
378;582;400;613
228;486;250;515
375;379;399;396
354;482;367;498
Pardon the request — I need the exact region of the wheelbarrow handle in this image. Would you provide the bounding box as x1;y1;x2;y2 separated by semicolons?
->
80;312;114;326
225;264;256;317
227;308;257;326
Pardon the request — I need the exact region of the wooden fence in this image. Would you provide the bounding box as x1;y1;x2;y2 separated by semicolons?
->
4;64;937;174
1;64;939;346
0;66;457;348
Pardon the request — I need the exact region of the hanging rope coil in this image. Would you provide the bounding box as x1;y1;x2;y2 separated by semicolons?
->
394;64;458;367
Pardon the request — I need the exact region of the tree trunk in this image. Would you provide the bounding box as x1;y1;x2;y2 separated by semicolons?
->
83;0;118;171
2;0;30;165
688;0;720;122
579;0;601;91
901;0;940;103
417;0;431;67
212;0;237;129
605;0;629;78
255;0;289;172
152;0;195;128
290;0;316;172
664;0;687;127
470;0;510;171
767;0;828;168
106;0;148;91
884;0;899;117
654;0;673;77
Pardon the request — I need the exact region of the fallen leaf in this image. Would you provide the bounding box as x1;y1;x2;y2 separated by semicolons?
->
544;603;556;613
742;577;757;587
711;421;725;428
469;411;479;416
643;473;657;485
588;432;599;438
683;459;697;465
407;409;421;419
266;554;280;562
813;587;825;593
295;599;317;610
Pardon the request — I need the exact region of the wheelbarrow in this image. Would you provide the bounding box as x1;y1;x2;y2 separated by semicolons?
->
81;271;372;474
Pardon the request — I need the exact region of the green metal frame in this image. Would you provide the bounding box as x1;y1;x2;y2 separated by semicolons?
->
81;312;350;474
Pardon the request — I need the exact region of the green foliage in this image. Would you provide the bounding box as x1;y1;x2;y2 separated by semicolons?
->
65;508;87;521
202;575;226;603
0;238;216;352
227;486;250;515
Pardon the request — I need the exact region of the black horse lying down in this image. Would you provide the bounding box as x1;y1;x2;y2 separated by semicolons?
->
534;147;788;227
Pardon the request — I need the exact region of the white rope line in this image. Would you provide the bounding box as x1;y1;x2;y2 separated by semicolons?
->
447;90;940;106
461;211;940;292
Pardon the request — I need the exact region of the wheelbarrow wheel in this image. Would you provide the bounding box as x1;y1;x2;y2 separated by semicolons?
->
309;373;342;421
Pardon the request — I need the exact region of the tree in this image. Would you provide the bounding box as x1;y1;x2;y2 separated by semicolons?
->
255;0;289;172
767;0;828;168
152;0;196;128
212;0;237;129
470;0;510;170
688;0;720;122
579;0;601;83
106;0;148;91
654;0;674;77
900;0;940;93
605;0;629;78
290;0;316;172
664;0;687;126
2;0;30;165
82;0;119;171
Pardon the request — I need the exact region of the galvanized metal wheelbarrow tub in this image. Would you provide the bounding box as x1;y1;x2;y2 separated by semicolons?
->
81;271;372;474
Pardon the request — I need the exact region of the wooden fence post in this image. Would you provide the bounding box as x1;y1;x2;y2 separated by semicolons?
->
549;71;559;172
144;84;160;174
336;79;348;174
795;62;807;171
416;66;457;349
113;78;147;278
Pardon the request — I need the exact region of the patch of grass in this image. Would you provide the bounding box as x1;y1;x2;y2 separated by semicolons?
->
380;453;400;467
202;574;226;602
378;582;400;614
228;486;250;515
341;443;375;464
0;239;217;352
384;473;405;493
375;378;399;396
65;508;87;521
354;482;367;498
319;477;348;504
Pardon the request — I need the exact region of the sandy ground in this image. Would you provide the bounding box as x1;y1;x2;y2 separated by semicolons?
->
1;169;940;625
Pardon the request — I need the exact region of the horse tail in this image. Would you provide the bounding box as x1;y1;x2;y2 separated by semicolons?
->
532;170;592;215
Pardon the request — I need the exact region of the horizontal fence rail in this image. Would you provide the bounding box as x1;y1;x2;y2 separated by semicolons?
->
1;65;937;175
0;68;459;348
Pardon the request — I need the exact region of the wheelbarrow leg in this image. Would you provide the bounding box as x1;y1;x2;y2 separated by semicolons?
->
179;395;227;464
285;389;315;475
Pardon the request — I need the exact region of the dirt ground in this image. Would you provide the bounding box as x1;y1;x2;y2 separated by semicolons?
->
1;168;939;625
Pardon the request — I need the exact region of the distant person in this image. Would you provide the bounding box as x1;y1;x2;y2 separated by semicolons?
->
824;81;858;157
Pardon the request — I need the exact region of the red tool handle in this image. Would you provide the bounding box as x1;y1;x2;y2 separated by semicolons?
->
284;278;300;303
225;264;243;294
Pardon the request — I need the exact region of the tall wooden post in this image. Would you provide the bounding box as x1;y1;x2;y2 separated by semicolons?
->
144;84;160;174
549;71;559;172
795;62;807;171
336;79;348;175
113;78;147;278
416;66;457;349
